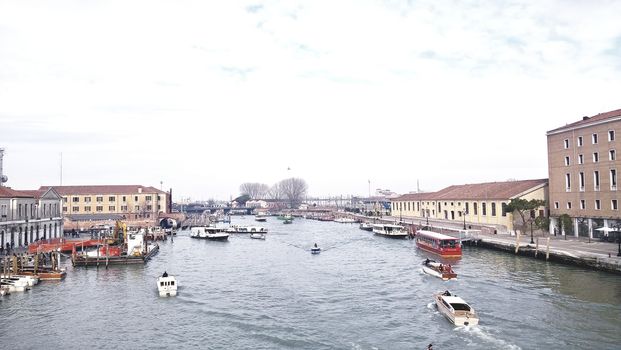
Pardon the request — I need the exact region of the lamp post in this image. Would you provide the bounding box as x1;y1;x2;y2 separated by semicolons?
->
529;218;535;244
614;222;621;257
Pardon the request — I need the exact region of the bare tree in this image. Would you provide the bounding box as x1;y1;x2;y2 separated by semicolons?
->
265;183;282;200
239;182;270;199
278;177;308;208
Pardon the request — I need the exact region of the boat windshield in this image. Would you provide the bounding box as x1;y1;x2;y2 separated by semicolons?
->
450;303;471;311
440;240;458;248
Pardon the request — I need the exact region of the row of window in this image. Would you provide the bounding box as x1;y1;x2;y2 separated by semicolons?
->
564;150;616;166
1;203;61;219
565;169;617;192
564;130;616;149
63;205;160;213
393;201;508;217
554;199;618;211
65;195;160;203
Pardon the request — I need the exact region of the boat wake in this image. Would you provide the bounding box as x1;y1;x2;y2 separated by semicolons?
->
455;326;521;350
426;302;435;310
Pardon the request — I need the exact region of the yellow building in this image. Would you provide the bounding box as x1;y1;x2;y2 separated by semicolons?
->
391;179;548;233
41;185;170;220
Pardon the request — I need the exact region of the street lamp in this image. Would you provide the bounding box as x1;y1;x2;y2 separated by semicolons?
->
529;218;535;244
614;221;621;257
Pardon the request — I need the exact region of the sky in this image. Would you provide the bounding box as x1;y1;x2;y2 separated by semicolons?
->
1;0;621;201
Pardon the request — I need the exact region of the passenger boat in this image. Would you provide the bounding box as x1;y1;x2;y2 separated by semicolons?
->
277;214;293;221
434;290;479;326
359;222;374;231
157;272;177;297
190;226;229;241
334;217;356;223
421;259;457;280
225;225;268;234
250;233;266;240
372;224;408;239
255;214;267;222
415;230;462;257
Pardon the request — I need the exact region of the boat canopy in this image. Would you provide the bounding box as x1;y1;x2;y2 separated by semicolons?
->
417;230;457;241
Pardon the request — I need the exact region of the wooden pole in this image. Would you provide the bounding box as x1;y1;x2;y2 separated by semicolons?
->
535;237;539;257
515;231;520;254
546;237;550;260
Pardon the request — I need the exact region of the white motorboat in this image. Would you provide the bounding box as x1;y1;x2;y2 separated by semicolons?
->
157;272;177;297
434;291;479;326
0;278;29;292
421;259;457;281
334;217;356;223
0;274;39;287
255;214;268;222
372;224;408;239
311;244;321;254
359;222;374;231
226;225;268;234
250;233;266;240
190;226;230;241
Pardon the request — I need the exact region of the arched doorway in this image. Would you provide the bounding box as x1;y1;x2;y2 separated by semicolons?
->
36;225;40;240
43;225;47;240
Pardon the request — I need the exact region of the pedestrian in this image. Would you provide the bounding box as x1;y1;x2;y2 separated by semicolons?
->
427;344;433;350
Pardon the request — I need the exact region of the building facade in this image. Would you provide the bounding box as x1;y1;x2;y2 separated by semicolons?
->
43;185;170;220
391;179;549;233
547;109;621;238
0;187;63;249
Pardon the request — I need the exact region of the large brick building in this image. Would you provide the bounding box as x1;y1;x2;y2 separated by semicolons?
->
547;108;621;238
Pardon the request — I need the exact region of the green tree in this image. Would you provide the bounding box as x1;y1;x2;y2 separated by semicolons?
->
558;214;573;235
505;198;547;234
535;216;550;232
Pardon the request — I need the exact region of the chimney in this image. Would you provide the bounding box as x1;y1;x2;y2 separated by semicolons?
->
582;116;589;121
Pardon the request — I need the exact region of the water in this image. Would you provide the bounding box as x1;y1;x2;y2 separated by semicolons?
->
2;218;621;349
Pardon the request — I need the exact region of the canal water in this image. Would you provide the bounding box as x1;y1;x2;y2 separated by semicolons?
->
1;218;620;349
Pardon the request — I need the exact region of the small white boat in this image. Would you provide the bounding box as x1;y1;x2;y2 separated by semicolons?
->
421;259;457;281
334;217;356;223
190;226;230;241
311;244;321;254
372;224;408;239
255;215;267;222
434;291;479;326
359;222;374;231
157;273;178;297
250;233;266;240
226;225;268;234
1;274;39;286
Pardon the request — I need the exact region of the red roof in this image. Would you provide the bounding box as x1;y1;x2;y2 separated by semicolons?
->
0;187;34;198
547;108;621;134
392;179;548;201
38;185;167;196
17;190;46;199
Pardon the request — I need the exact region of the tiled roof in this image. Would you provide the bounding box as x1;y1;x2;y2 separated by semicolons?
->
391;179;548;201
17;190;46;199
39;185;167;196
547;108;621;134
0;187;34;198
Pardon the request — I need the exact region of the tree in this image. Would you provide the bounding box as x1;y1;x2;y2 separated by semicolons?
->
505;198;547;234
265;183;282;200
558;214;573;235
534;216;550;232
233;194;251;206
278;177;308;209
239;183;269;199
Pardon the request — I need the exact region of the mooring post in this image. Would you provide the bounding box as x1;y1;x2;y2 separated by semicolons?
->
515;231;520;254
535;237;539;257
546;237;550;260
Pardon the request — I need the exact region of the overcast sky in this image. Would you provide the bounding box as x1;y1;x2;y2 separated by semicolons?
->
1;0;620;201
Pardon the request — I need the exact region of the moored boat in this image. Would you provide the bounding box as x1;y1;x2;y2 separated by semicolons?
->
334;217;356;223
283;218;293;224
359;222;374;231
434;290;478;326
250;233;266;240
190;226;229;241
372;224;408;239
255;215;267;222
225;225;268;234
421;259;457;280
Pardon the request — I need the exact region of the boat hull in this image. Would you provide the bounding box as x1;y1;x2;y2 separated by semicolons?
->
72;244;159;267
374;232;408;239
421;265;457;281
434;293;478;326
416;243;462;257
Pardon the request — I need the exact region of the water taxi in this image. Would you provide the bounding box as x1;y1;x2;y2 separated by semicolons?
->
255;214;267;222
415;230;462;257
434;290;478;326
372;224;408;239
359;222;374;231
157;272;177;297
421;259;457;280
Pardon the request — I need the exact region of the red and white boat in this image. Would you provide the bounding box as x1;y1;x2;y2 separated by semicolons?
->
415;230;462;257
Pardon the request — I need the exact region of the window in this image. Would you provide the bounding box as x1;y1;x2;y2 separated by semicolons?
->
565;173;571;191
592;133;598;144
108;206;115;211
62;207;67;212
84;197;91;203
564;139;569;149
567;202;572;209
612;200;618;210
473;202;478;215
594;171;600;191
72;197;79;202
554;202;559;209
146;196;152;201
134;205;140;211
122;196;127;202
85;206;91;212
72;206;79;212
109;196;115;202
595;200;601;210
96;206;103;212
482;203;487;216
580;200;585;209
121;205;128;211
579;172;585;191
134;196;139;202
147;205;153;211
611;169;617;190
593;152;599;163
465;202;469;213
564;156;570;166
577;136;583;147
502;203;508;216
578;154;584;164
609;130;616;141
157;195;161;201
63;197;68;203
491;203;496;216
610;150;616;161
